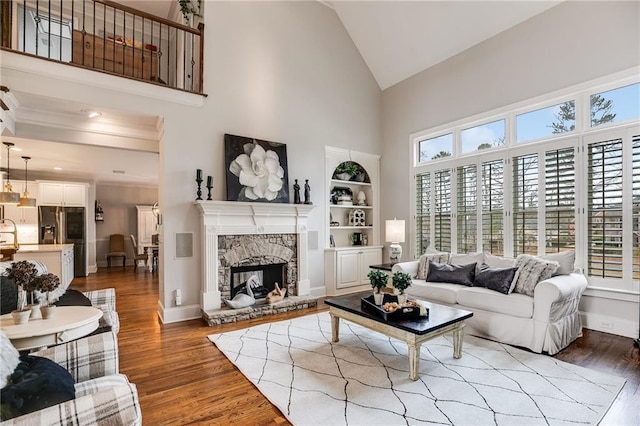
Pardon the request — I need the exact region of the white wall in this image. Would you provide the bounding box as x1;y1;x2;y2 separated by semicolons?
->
380;1;640;337
0;1;381;322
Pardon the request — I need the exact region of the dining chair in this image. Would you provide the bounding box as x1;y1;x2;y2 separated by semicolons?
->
106;234;126;268
129;235;148;271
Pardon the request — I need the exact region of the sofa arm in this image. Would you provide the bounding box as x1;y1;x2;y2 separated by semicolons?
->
391;260;419;277
83;288;116;311
4;375;141;426
533;273;588;322
32;331;119;383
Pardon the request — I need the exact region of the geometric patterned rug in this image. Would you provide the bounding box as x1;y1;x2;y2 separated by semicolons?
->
209;313;625;425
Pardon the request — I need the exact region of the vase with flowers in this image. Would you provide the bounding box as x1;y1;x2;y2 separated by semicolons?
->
367;269;388;305
34;273;61;319
6;260;40;319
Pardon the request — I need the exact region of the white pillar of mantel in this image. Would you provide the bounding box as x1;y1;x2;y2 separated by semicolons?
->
195;200;315;311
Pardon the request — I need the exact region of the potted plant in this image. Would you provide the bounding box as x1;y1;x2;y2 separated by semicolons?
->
33;273;61;319
334;161;359;181
392;271;412;304
367;269;388;305
6;260;40;319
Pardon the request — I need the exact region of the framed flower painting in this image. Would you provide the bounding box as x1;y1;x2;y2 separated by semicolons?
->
224;134;290;203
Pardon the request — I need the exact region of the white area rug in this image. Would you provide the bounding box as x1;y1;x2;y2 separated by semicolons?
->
208;313;624;425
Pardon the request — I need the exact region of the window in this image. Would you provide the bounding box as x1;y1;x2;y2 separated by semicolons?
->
632;135;640;280
418;134;453;163
591;83;640;128
513;154;539;256
481;160;504;255
415;173;431;255
457;165;477;253
433;169;451;252
545;148;576;253
587;138;623;279
516;101;576;142
461;119;505;154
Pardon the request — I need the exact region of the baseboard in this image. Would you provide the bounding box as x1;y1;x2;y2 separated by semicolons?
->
157;301;201;324
309;286;326;299
581;311;639;338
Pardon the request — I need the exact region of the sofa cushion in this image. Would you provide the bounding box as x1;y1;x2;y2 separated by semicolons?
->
456;287;534;319
406;280;461;304
426;261;476;287
449;253;484;272
416;253;449;279
513;254;560;297
474;264;519;294
54;289;92;307
1;277;18;315
540;250;575;276
484;253;516;268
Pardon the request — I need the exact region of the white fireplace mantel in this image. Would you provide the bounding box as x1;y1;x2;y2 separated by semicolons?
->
195;200;315;311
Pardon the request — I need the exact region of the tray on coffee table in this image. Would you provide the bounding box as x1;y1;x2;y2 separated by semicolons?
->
361;293;427;321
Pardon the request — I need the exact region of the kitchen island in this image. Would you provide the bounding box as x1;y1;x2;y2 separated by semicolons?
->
13;244;75;290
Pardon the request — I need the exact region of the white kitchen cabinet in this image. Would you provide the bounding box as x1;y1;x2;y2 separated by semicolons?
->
136;205;156;248
13;244;75;290
3;182;39;225
38;182;87;206
325;246;382;296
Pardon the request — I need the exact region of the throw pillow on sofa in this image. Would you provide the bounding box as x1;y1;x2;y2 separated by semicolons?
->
484;253;516;268
513;254;560;297
474;264;519;294
416;253;449;279
540;250;575;276
426;261;476;286
449;253;484;274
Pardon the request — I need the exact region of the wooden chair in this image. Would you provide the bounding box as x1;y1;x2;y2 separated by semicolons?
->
106;234;126;268
129;234;148;271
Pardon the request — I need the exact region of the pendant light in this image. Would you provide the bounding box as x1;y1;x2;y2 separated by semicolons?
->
18;156;36;208
0;142;20;205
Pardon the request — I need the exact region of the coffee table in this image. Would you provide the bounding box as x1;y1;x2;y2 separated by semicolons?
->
0;306;103;351
325;293;473;380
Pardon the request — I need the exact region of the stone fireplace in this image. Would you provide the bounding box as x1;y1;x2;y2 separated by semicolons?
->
195;201;315;316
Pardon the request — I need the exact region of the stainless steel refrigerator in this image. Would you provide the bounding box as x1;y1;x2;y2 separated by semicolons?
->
38;206;86;277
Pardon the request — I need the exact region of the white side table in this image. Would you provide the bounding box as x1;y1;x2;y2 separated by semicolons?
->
0;306;103;351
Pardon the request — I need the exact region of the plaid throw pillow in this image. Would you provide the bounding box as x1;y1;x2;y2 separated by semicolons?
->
415;253;449;279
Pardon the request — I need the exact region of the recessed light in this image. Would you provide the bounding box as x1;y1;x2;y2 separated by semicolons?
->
53;167;62;171
81;109;101;118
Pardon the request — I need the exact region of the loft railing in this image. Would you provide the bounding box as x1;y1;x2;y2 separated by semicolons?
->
0;0;204;94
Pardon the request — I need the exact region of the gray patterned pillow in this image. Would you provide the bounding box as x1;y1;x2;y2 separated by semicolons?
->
513;254;560;297
416;253;449;279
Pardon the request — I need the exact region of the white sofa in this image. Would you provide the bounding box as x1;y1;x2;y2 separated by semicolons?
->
392;253;588;355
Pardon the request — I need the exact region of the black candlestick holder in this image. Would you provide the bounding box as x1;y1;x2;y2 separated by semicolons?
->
196;178;203;200
206;183;213;200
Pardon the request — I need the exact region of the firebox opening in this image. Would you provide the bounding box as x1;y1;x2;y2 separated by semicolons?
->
231;263;287;303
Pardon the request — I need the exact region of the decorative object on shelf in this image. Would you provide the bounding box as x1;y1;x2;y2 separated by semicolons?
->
386;218;405;264
329;234;335;247
293;179;301;204
356;190;367;206
225;134;289;203
0;142;20;205
95;200;104;222
17;156;36;208
351;232;363;246
349;209;365;226
304;179;312;204
331;186;353;205
196;169;203;200
333;161;359;181
368;269;388;305
392;271;412;304
206;175;213;200
362;234;368;246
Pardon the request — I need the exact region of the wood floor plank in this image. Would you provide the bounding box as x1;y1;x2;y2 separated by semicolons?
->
70;268;640;425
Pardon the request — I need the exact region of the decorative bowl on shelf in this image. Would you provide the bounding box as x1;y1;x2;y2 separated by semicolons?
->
335;172;351;181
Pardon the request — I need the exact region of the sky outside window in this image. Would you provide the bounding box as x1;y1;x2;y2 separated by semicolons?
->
461;119;505;153
517;101;575;142
591;82;640;127
418;133;453;162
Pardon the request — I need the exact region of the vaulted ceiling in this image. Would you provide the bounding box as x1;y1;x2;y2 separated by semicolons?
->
2;0;562;184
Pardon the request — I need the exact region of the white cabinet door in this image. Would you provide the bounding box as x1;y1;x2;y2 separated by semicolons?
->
38;182;64;205
360;248;382;283
336;251;360;289
136;205;156;247
63;184;85;206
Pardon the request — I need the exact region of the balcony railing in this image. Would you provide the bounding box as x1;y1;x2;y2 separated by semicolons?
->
0;0;204;94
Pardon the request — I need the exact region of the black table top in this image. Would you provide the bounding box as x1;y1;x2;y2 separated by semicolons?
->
324;293;473;335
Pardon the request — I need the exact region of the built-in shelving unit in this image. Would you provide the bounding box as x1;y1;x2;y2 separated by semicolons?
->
324;147;382;296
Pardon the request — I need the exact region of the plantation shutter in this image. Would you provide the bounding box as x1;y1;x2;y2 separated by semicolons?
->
457;165;477;253
513;154;539;256
434;169;452;252
415;173;431;256
632;135;640;281
481;159;504;255
545;148;576;253
587;138;623;279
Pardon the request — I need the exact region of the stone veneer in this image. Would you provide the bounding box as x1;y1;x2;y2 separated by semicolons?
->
217;234;298;303
203;297;317;325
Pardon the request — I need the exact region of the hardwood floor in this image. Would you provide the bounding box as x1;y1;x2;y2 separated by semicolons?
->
71;268;640;425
